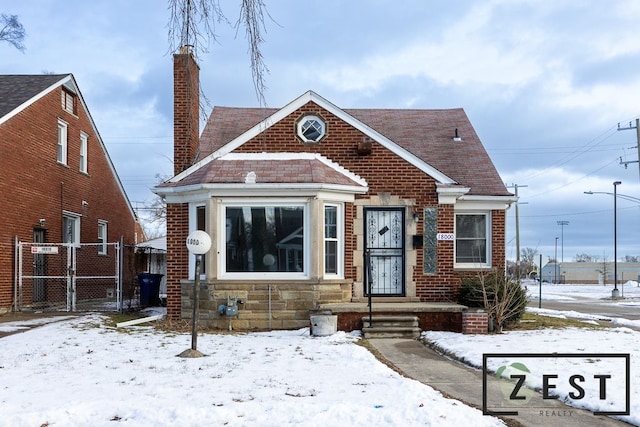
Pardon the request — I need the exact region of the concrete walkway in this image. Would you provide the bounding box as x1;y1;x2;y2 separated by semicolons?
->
367;338;629;427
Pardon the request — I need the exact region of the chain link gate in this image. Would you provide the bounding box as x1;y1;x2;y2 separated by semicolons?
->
16;241;124;312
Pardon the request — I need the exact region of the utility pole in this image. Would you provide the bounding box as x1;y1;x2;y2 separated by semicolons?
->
557;220;569;263
507;183;527;277
618;119;640;181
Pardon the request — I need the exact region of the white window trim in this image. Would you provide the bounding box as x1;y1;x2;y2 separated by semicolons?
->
98;220;107;255
454;211;491;269
297;114;326;143
62;211;81;247
79;132;88;173
323;203;344;279
217;198;310;280
57;119;68;165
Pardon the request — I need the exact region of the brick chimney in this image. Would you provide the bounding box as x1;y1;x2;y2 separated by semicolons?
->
167;46;200;322
173;45;200;175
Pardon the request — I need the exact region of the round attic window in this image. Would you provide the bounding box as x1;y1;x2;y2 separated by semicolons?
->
297;115;326;143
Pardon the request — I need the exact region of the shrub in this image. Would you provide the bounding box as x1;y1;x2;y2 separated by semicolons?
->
458;270;528;333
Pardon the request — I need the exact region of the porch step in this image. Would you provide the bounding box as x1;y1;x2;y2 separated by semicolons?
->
361;315;421;339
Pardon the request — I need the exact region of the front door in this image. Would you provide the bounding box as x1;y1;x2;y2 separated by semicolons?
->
33;229;46;302
364;207;405;296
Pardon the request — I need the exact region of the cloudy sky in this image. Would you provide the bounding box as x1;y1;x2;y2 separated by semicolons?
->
2;0;640;264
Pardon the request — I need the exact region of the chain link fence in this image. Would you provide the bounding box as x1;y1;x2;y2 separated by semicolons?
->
15;240;138;312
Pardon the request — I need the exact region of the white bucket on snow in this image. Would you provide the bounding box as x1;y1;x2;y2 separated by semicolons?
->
310;315;337;336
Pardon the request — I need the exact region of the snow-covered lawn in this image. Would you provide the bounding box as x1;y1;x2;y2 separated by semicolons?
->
425;281;640;425
0;314;503;427
1;282;638;426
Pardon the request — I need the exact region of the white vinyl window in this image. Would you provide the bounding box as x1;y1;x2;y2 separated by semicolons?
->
222;201;308;279
455;212;491;267
79;132;88;173
324;204;343;277
63;212;81;247
98;221;107;255
57;119;68;165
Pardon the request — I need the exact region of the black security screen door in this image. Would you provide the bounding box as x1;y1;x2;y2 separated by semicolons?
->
364;207;405;296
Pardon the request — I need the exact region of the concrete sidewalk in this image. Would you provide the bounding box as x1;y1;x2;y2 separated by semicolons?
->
367;338;628;427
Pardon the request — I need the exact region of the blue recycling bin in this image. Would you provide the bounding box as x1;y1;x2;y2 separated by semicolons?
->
138;273;163;306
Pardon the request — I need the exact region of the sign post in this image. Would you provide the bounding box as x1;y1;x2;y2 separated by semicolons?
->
179;230;212;358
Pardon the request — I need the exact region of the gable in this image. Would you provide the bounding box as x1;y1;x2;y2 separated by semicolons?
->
183;91;509;197
0;73;137;221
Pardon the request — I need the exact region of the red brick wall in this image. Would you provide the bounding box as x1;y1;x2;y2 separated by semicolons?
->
0;83;138;312
166;51;200;321
165;203;189;320
462;311;489;334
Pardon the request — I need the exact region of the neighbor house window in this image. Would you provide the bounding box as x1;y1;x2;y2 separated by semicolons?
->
455;213;490;266
57;119;68;165
63;212;81;247
224;204;306;277
79;132;88;173
324;204;343;277
61;89;76;114
98;221;107;255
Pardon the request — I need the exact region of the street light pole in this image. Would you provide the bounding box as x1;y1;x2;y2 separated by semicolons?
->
613;181;622;298
554;237;558;284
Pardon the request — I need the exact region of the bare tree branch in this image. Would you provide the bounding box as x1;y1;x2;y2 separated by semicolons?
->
167;0;272;106
167;0;227;56
0;14;26;52
236;0;270;106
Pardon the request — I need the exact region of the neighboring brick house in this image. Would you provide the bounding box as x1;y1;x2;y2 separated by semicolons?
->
154;50;515;332
0;74;140;313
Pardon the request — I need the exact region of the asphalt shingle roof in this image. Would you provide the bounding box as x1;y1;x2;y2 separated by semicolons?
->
0;74;69;118
174;156;364;187
195;104;509;196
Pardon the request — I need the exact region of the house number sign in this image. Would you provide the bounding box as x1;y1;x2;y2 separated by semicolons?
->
186;230;212;255
436;233;455;241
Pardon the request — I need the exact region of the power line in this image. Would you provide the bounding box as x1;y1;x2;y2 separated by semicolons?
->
618;118;640;180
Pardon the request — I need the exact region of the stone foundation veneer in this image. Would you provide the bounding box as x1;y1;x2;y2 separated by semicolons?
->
181;280;352;330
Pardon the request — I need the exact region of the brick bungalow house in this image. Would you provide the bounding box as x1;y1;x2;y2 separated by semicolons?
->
0;74;141;313
154;49;515;333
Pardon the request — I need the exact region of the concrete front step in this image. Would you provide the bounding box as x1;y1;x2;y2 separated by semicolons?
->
362;315;421;339
362;315;419;328
362;326;422;339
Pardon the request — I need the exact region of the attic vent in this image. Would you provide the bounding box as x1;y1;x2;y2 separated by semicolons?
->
245;171;257;184
453;128;462;142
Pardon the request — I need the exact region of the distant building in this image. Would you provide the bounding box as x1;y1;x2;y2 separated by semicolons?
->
541;262;640;284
